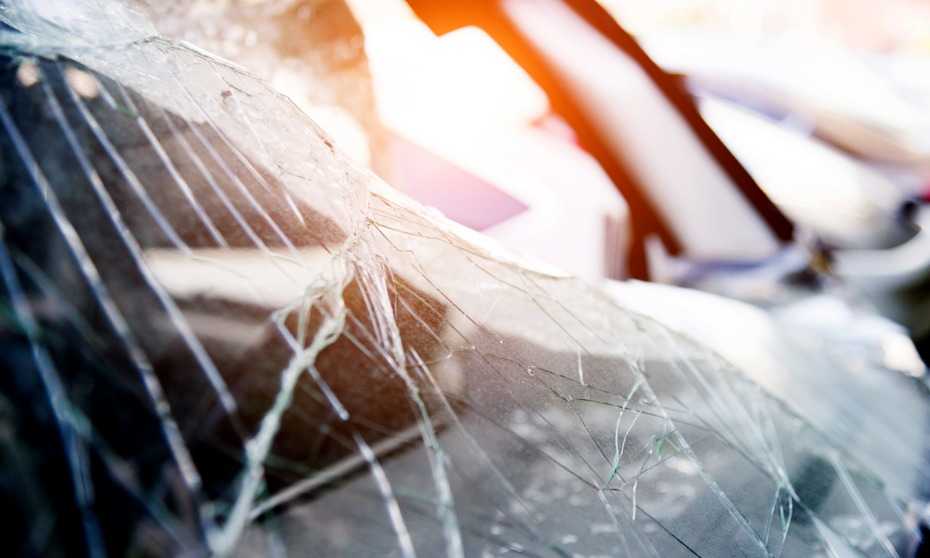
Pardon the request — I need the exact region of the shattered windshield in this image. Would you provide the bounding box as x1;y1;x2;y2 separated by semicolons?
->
0;1;924;557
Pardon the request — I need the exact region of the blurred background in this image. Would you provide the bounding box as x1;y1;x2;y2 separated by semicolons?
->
141;0;930;358
605;0;930;54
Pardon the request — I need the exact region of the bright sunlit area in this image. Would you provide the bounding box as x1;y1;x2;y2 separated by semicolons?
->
601;0;930;54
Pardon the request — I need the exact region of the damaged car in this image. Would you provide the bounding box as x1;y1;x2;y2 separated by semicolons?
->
1;1;930;558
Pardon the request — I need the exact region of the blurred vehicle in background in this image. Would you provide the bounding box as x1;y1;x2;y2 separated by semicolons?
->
399;0;930;363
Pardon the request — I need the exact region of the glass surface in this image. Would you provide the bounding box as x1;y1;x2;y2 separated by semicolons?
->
0;2;923;556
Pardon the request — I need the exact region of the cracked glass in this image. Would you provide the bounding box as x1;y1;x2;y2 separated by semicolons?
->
0;1;924;556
